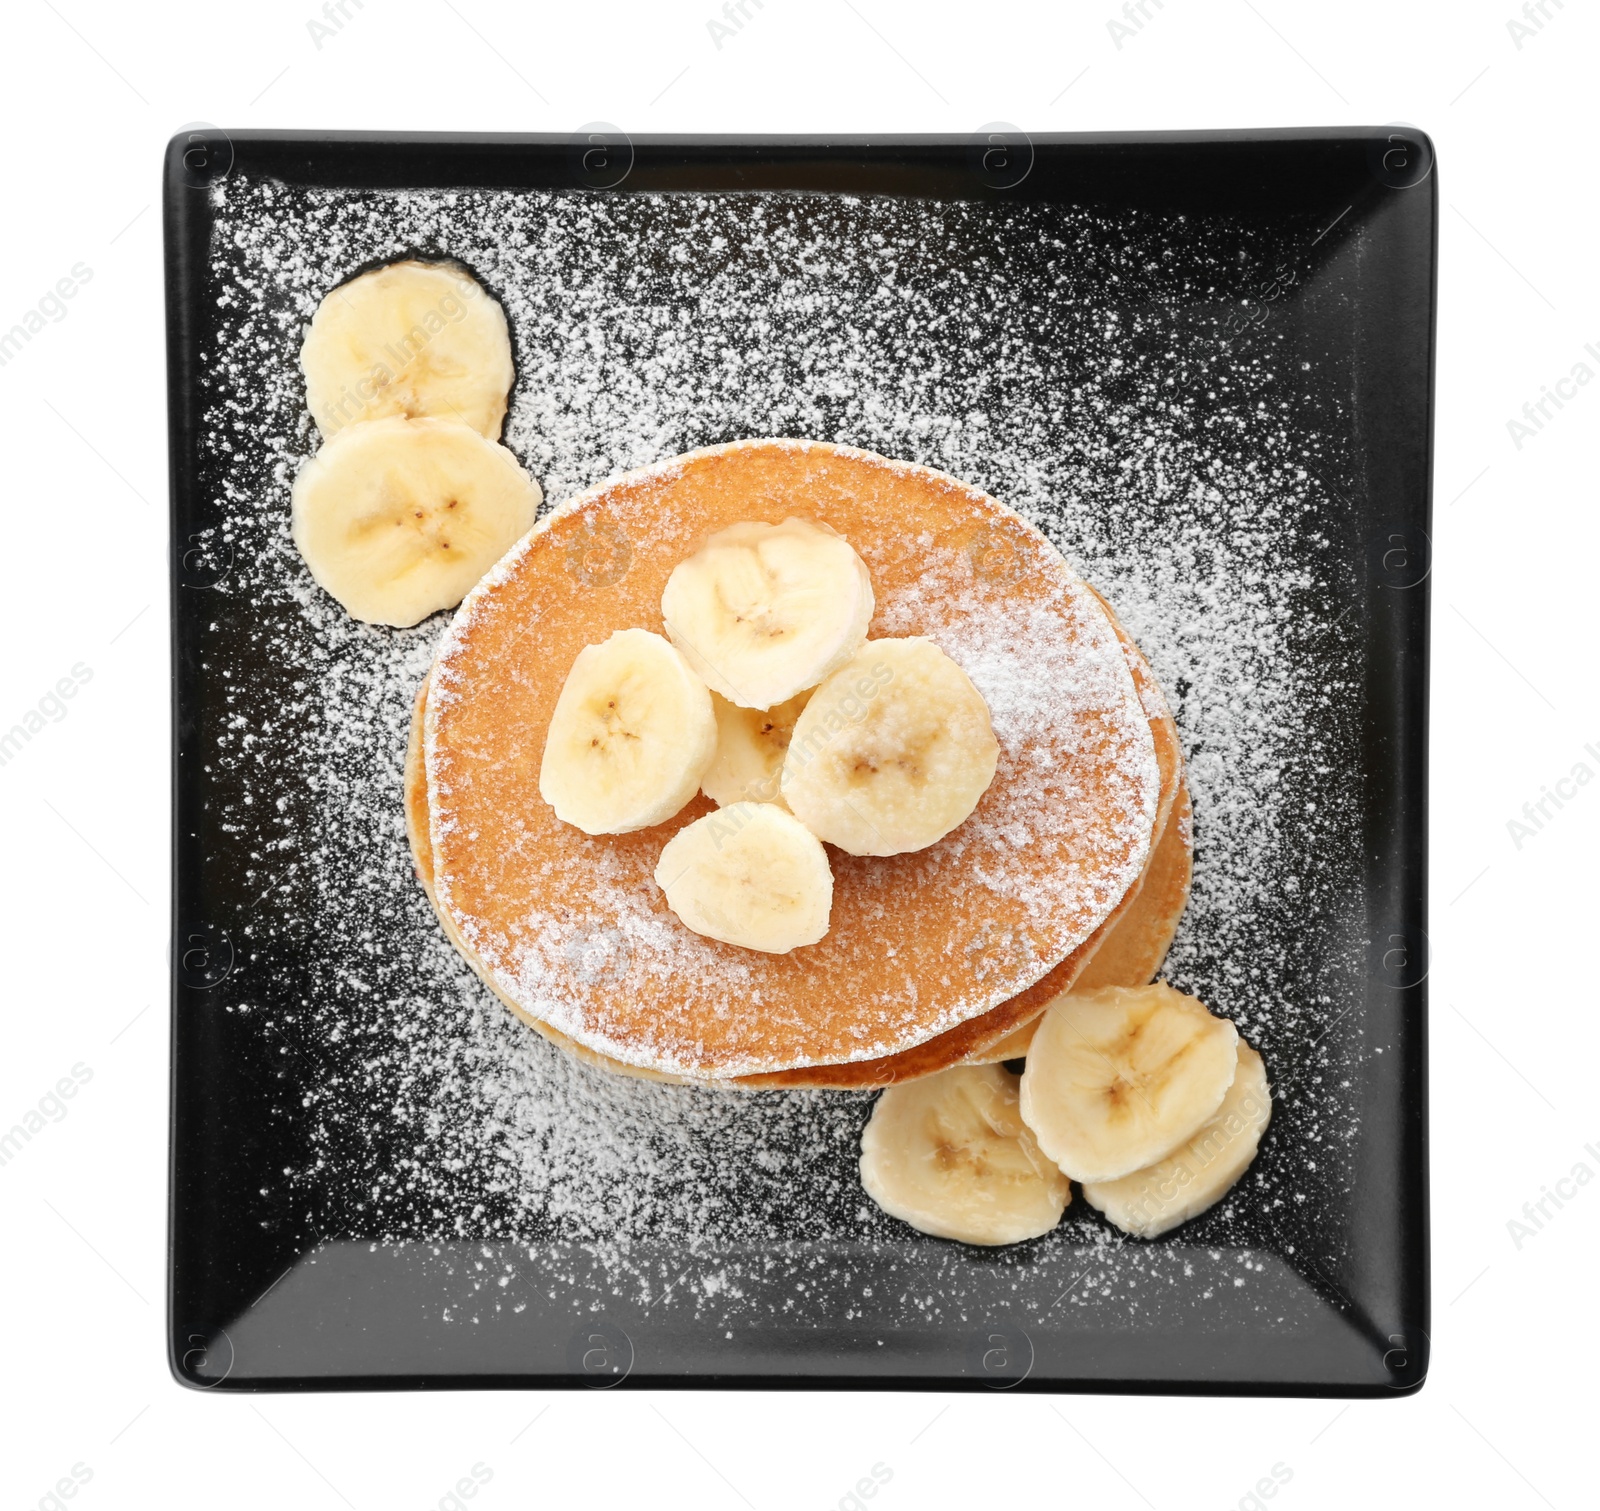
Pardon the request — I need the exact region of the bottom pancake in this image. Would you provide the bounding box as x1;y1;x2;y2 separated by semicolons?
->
963;778;1193;1064
1076;780;1192;992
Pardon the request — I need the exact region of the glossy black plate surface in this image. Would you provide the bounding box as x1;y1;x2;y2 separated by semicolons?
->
165;129;1433;1394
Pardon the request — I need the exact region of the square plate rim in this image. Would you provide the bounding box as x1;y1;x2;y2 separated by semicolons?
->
164;127;1434;1397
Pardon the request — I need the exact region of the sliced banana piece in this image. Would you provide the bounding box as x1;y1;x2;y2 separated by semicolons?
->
860;1064;1070;1245
1082;1040;1270;1238
539;628;717;835
1019;983;1239;1183
291;415;540;627
660;517;874;709
781;637;999;857
701;690;811;809
301;259;515;439
654;802;833;953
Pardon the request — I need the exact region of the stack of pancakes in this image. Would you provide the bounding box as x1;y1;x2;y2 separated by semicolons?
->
405;440;1191;1088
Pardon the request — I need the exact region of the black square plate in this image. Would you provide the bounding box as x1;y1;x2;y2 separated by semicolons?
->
165;129;1434;1395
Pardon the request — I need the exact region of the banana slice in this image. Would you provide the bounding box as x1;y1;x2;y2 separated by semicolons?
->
660;517;874;709
654;802;833;953
1082;1040;1270;1238
301;259;515;439
1019;983;1239;1183
290;416;540;626
539;629;717;835
860;1064;1070;1245
701;690;811;809
781;637;999;857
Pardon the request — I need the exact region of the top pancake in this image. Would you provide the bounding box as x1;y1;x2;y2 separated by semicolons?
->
425;439;1160;1079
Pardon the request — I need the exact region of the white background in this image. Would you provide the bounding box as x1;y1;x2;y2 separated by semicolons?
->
1;1;1594;1507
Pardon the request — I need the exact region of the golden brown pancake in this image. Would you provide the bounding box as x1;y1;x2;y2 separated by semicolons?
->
405;581;1187;1090
422;440;1161;1080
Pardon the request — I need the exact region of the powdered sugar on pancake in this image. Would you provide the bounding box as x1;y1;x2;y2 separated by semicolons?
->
872;546;1157;920
424;442;1159;1078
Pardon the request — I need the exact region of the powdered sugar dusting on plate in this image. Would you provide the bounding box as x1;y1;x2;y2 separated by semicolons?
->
194;173;1366;1331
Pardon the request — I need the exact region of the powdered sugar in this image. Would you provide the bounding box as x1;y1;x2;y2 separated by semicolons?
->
194;172;1367;1333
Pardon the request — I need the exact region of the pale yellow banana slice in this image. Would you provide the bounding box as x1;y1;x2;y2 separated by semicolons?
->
860;1064;1070;1245
781;637;999;857
1082;1041;1271;1238
1019;983;1239;1182
654;802;832;953
701;690;811;810
290;416;540;627
660;517;874;709
539;629;717;835
301;259;515;439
